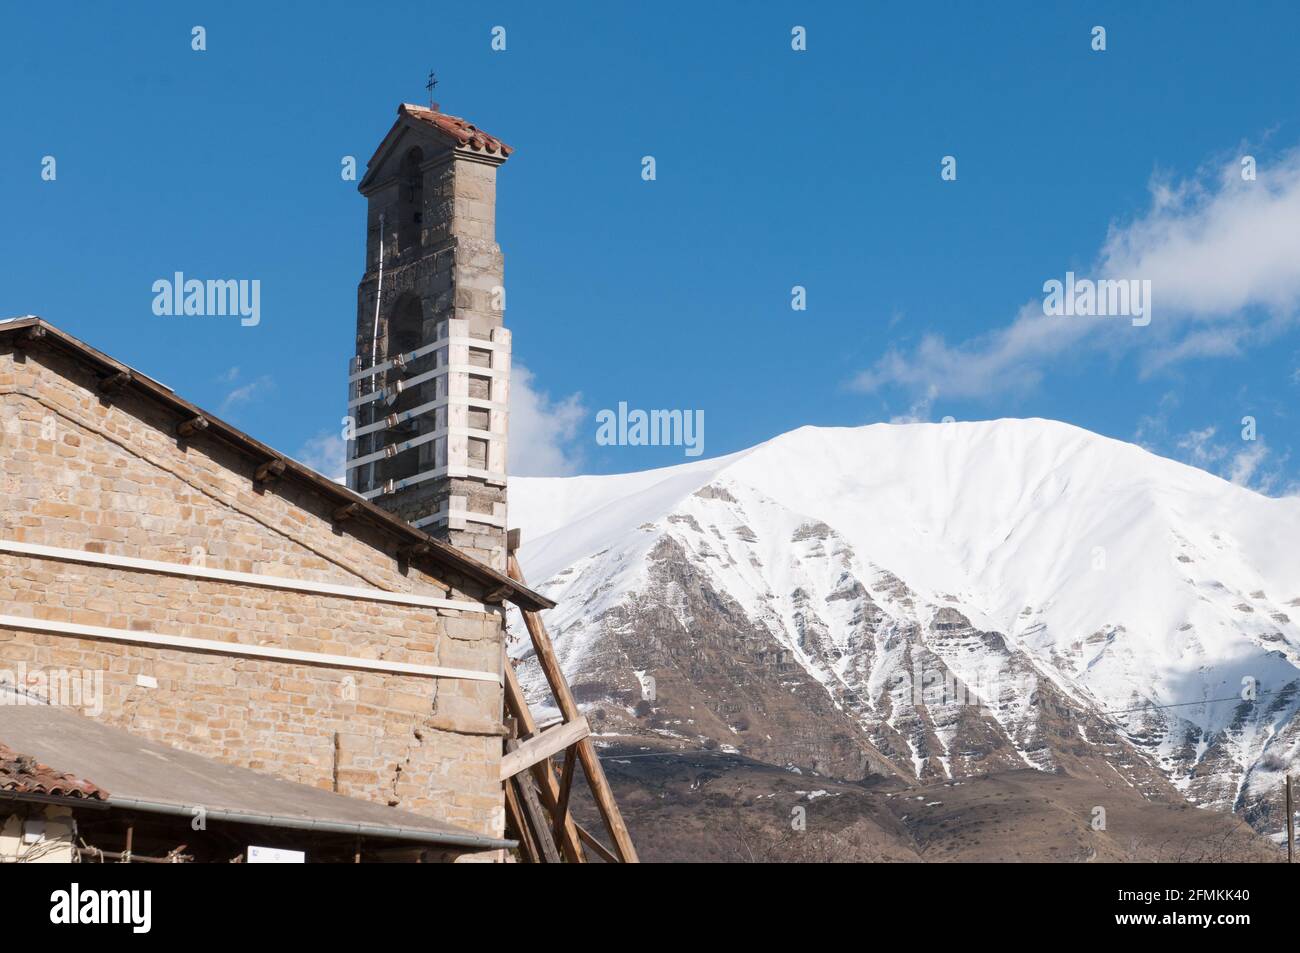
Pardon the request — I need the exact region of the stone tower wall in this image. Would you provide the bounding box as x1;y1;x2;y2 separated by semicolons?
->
349;117;510;571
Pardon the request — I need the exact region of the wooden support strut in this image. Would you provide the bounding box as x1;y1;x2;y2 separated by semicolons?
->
504;735;560;863
506;548;640;863
502;655;585;863
499;716;590;781
554;747;577;846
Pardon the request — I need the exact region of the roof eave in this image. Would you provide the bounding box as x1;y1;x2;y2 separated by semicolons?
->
0;318;555;612
105;794;517;852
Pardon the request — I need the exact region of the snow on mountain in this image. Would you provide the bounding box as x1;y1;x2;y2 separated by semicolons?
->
509;419;1300;834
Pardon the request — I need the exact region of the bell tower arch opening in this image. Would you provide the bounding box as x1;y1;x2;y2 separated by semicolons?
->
396;147;424;256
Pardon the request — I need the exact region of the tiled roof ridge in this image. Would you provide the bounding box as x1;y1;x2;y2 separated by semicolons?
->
399;103;513;157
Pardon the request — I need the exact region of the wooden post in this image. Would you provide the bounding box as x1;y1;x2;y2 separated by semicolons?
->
1287;774;1294;864
503;779;539;863
505;738;561;863
502;653;585;862
554;747;576;844
507;550;639;863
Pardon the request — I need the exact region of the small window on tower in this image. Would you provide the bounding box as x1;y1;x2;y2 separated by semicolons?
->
397;147;424;254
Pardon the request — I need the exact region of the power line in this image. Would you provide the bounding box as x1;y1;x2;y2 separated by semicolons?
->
1102;688;1286;715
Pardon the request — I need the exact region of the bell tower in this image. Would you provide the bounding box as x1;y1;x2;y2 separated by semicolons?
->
347;102;512;570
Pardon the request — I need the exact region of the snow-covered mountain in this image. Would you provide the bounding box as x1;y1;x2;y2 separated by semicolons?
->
509;419;1300;836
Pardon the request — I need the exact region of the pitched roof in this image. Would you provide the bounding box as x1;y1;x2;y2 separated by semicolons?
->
399;103;513;157
0;700;512;850
359;104;513;193
0;317;553;611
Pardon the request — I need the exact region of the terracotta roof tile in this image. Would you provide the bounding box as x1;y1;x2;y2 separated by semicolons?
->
0;741;109;801
400;104;513;157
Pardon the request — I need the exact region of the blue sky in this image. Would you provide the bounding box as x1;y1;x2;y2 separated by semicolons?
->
3;1;1298;490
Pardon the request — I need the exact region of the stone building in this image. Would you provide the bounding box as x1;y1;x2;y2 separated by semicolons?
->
0;101;543;862
0;315;550;858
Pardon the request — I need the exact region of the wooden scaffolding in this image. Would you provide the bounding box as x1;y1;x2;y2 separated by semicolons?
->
499;531;639;863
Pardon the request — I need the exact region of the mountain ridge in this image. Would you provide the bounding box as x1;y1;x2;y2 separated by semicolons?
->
510;418;1300;842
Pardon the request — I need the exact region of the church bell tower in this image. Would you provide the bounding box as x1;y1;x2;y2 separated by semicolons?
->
347;100;512;570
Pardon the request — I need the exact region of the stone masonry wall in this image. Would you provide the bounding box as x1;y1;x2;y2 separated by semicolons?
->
0;342;506;844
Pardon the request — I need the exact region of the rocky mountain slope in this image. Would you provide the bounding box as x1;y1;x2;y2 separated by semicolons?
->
509;419;1300;844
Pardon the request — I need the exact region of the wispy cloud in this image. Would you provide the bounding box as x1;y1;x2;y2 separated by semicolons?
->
1175;426;1228;467
294;430;346;483
854;144;1300;401
1227;439;1274;490
219;375;274;415
853;302;1094;400
1143;418;1289;496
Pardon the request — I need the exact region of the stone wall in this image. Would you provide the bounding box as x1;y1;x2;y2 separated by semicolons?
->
0;343;507;845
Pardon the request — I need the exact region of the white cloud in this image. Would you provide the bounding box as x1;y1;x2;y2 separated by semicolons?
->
854;145;1300;399
1227;440;1276;492
853;301;1096;399
1156;424;1287;496
294;430;346;483
1176;426;1227;466
1100;151;1300;320
219;375;274;415
509;365;586;477
886;386;938;423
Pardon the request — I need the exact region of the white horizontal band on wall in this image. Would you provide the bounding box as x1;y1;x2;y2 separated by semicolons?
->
0;539;490;614
411;507;508;531
0;614;502;684
360;463;505;500
347;340;442;384
346;425;501;471
348;335;506;385
347;363;508;411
